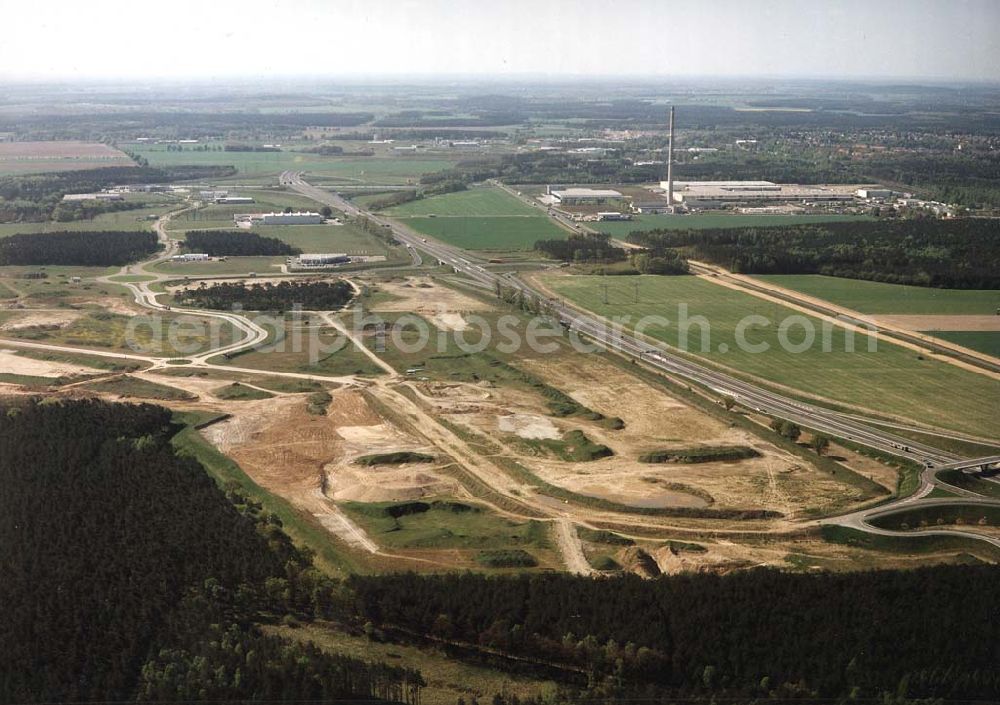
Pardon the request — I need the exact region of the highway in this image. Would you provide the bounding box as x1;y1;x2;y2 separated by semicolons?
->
283;172;958;465
283;171;1000;547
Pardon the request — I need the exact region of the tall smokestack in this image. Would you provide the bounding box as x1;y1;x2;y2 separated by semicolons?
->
667;106;675;206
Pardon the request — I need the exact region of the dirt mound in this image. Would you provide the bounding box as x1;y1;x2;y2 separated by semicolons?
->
618;546;661;578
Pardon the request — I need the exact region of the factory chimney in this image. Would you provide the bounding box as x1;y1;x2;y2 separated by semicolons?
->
666;106;675;207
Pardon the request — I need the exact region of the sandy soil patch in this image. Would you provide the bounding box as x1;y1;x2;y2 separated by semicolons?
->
369;276;493;316
431;312;468;331
577;482;708;509
498;413;561;440
519;353;866;517
203;393;390;551
874;314;1000;332
0;349;97;377
0;310;82;331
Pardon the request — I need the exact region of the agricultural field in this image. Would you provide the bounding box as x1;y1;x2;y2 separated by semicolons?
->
379;186;566;250
753;275;999;315
927;331;1000;357
385;186;540;217
399;216;566;250
0;141;134;175
540;273;1000;438
593;213;873;237
130;145;455;184
753;275;1000;358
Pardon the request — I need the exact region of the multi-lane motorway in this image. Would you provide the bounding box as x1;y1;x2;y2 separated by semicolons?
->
282;170;1000;546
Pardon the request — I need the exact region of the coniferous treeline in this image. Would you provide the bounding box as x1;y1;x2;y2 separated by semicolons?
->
180;280;355;312
534;233;627;263
184;230;301;257
0;230;158;266
628;218;1000;288
0;397;421;704
348;568;1000;700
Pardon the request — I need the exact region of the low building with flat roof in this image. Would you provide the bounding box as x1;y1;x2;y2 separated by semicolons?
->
234;211;324;225
549;187;624;205
659;180;857;207
296;253;349;267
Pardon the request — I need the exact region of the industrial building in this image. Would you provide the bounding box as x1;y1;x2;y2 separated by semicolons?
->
215;196;255;204
200;190;228;200
632;201;672;214
597;211;631;221
62;193;123;202
234;211;325;226
855;188;894;200
171;253;210;262
548;187;624;205
294;253;350;268
659;180;857;208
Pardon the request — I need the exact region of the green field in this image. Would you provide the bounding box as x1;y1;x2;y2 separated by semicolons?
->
754;275;1000;315
544;274;1000;438
80;375;195;401
2;308;240;357
339;499;550;551
400;216;566;250
0;204;175;238
386;187;540;217
593;213;873;237
151;256;284;275
218;321;385;378
925;330;1000;357
131;145;455;184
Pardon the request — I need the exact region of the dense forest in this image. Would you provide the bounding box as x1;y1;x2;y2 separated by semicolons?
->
180;279;355;311
0;230;158;266
0;165;235;222
184;229;301;257
534;233;626;263
0;397;421;704
628;218;1000;288
348;568;999;701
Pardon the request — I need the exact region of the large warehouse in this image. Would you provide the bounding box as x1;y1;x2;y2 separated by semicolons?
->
548;187;624;205
659;180;857;207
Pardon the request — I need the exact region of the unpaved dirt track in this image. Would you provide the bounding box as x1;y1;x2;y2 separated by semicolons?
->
555;519;594;575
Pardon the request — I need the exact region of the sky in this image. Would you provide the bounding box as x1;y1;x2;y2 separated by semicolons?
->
1;0;998;82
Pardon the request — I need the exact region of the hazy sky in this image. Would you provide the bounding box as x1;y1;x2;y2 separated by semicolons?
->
2;0;998;82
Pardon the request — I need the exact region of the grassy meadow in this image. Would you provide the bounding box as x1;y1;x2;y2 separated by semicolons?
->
544;273;1000;438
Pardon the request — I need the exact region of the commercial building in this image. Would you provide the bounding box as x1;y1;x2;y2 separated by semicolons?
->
170;253;210;262
597;211;631;221
548;187;624;205
659;180;856;208
200;190;228;200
